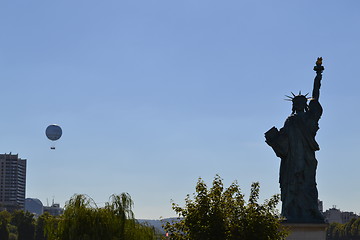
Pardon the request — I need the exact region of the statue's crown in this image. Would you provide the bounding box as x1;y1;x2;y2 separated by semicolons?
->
285;91;311;102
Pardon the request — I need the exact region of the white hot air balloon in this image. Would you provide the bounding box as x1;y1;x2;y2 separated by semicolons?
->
46;124;62;149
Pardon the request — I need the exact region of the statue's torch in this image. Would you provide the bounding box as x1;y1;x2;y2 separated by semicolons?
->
313;57;324;74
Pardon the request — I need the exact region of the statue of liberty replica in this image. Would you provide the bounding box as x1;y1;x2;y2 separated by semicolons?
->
265;58;325;224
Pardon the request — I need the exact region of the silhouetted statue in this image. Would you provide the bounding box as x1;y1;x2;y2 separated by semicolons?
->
265;58;325;223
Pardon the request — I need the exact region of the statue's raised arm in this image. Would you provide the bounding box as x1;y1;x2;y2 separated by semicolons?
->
312;57;324;101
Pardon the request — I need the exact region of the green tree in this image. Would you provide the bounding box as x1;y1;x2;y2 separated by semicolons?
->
44;193;157;240
35;212;51;240
351;218;360;238
326;219;360;240
11;210;35;240
164;175;288;240
0;210;11;240
9;224;18;240
328;222;342;240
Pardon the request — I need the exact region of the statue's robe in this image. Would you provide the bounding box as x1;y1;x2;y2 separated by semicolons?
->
266;99;324;223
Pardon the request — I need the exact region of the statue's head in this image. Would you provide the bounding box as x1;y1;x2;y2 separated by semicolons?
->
286;92;310;114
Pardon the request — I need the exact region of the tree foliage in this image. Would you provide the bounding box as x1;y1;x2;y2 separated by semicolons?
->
0;211;11;240
44;193;158;240
327;218;360;240
164;175;288;240
11;210;35;240
0;193;158;240
35;212;51;240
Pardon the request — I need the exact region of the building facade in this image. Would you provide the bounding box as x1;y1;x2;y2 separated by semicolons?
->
25;198;44;216
43;203;64;216
323;206;359;224
0;153;26;211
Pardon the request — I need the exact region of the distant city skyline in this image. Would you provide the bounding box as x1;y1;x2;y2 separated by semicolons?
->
1;1;360;219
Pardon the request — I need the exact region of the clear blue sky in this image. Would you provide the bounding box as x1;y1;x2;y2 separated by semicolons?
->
1;1;360;219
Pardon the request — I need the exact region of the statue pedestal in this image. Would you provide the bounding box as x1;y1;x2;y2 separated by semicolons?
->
282;223;328;240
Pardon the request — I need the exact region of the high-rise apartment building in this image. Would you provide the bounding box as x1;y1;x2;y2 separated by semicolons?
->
0;153;26;211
